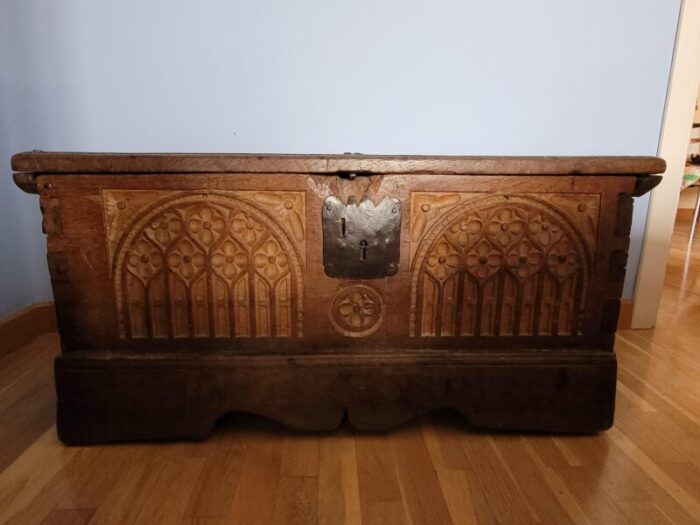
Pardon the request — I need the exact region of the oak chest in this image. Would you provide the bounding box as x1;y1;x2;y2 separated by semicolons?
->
12;152;664;444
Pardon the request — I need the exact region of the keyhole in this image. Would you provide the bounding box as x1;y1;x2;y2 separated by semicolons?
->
360;240;368;260
340;217;346;237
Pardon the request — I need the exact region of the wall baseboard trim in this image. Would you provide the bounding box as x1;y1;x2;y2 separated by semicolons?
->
0;302;57;356
617;299;634;330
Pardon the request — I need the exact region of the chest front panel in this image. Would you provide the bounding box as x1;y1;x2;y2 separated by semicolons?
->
39;172;632;353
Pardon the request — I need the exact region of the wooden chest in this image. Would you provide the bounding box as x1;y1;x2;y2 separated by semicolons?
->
12;152;664;444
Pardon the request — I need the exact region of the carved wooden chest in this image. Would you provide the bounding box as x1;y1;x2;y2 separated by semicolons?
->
12;152;664;444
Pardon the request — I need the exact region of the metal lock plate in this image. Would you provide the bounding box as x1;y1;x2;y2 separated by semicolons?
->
322;196;401;278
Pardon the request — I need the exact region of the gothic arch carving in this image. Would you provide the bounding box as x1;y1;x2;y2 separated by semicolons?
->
112;192;304;339
410;194;592;337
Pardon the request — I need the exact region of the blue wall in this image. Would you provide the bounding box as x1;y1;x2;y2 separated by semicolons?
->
0;0;680;319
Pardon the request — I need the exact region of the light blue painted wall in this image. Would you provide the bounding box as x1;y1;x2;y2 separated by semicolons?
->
0;0;680;319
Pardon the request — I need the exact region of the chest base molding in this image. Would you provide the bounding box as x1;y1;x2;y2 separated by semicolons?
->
55;351;615;444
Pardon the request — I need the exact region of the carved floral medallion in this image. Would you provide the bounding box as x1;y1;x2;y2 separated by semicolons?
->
329;285;384;337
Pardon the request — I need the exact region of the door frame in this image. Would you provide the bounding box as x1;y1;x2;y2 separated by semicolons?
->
632;0;700;328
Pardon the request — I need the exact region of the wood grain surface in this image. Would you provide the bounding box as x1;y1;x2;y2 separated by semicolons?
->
10;152;665;442
12;151;665;179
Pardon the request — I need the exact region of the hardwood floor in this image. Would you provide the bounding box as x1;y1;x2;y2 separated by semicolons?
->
1;218;699;525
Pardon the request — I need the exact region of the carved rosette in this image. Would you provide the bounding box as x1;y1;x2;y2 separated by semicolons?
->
410;194;594;337
329;285;384;337
109;191;305;339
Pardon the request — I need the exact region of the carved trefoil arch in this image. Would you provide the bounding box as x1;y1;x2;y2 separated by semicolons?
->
410;193;597;337
106;190;305;339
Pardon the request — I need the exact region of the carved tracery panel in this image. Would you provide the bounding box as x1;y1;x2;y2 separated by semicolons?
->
106;191;305;339
410;193;596;337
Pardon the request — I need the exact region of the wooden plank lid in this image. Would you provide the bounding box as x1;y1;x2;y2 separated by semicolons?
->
12;151;666;176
